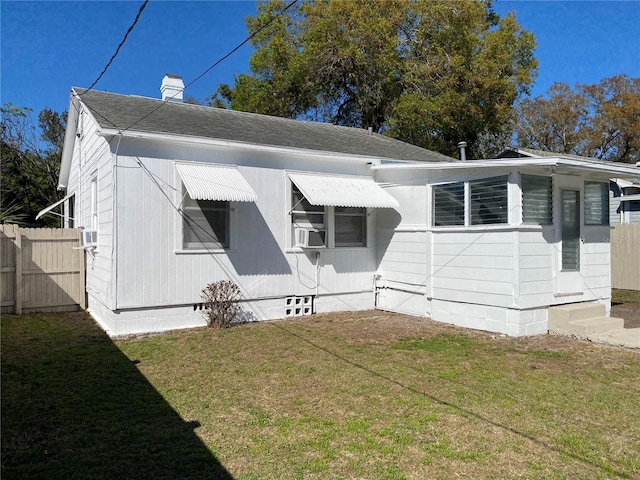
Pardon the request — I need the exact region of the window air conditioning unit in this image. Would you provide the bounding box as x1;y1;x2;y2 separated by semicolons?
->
294;227;326;248
82;229;98;248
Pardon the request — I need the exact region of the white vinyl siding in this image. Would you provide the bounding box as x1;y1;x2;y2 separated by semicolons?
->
522;175;552;225
584;182;609;225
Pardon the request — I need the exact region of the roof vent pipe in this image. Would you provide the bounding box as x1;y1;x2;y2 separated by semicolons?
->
368;126;373;136
457;141;467;161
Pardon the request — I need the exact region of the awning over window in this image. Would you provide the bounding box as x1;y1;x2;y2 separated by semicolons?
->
288;172;399;208
35;193;74;220
175;163;257;202
620;194;640;202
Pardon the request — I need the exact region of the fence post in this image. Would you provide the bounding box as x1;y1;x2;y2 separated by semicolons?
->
78;229;86;309
15;228;23;315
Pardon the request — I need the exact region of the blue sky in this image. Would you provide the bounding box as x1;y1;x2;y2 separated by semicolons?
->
1;1;639;121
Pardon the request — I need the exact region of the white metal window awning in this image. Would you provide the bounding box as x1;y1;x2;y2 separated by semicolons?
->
35;193;74;220
288;172;399;208
175;163;257;202
619;194;640;202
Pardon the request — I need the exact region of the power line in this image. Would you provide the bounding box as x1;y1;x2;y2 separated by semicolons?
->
121;0;299;133
81;0;150;96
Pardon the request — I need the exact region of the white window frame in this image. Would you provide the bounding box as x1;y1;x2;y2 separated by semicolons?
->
175;182;235;254
431;175;509;228
584;181;609;226
521;174;553;225
90;176;98;230
289;181;368;249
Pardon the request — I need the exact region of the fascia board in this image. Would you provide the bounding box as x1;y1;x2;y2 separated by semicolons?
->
58;91;80;189
97;127;387;164
373;157;640;179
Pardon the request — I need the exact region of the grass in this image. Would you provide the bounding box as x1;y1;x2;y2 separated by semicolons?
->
612;288;640;305
3;310;640;479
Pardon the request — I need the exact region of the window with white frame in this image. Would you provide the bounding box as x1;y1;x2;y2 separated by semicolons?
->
522;174;552;225
291;186;366;248
90;177;98;229
470;176;508;225
182;194;230;250
433;182;465;226
335;207;367;247
584;181;609;225
66;194;75;228
291;185;327;246
432;176;508;227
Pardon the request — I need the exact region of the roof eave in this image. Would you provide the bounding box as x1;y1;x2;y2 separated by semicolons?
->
58;90;80;190
97;127;419;164
372;157;640;179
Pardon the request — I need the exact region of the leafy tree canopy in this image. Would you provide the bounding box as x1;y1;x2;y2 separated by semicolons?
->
1;104;67;225
514;75;640;163
212;0;538;158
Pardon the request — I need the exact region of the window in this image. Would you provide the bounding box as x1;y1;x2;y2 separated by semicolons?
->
432;176;508;227
182;195;230;250
470;176;508;225
584;182;609;225
90;177;98;229
433;182;465;226
291;186;366;248
522;175;552;225
66;194;75;228
291;186;326;246
335;207;366;247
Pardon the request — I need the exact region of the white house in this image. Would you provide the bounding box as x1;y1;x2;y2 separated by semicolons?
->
48;76;640;337
498;146;640;224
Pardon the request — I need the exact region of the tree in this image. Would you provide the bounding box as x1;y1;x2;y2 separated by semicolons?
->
514;75;640;163
1;104;67;225
214;0;537;158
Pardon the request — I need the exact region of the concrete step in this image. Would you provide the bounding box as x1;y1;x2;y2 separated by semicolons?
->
567;316;625;336
589;328;640;349
548;303;606;327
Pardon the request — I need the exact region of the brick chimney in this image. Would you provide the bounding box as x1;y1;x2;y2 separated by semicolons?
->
160;74;184;102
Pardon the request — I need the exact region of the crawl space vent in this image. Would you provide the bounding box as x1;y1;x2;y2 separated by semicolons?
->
285;296;314;317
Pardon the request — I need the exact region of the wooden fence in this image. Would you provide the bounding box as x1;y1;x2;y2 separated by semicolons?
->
611;223;640;291
1;225;86;314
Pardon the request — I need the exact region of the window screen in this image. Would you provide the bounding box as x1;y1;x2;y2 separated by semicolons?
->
182;197;229;249
335;207;366;247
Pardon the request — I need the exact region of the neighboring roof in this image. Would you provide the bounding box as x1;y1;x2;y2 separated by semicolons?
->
72;88;455;163
175;163;258;203
498;146;600;162
288;172;399;209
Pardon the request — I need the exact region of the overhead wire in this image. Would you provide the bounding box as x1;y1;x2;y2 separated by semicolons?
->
121;0;299;133
81;0;150;96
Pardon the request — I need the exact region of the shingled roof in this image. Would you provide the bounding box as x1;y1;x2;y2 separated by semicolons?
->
73;88;455;163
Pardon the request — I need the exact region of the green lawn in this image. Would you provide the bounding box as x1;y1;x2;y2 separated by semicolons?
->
2;311;639;479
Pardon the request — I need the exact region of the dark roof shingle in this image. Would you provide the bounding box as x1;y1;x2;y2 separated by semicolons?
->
74;88;455;163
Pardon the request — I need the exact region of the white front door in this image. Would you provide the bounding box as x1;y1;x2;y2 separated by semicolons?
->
555;177;583;294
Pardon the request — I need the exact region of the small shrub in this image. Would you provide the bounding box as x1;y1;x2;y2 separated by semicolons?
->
201;280;242;329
